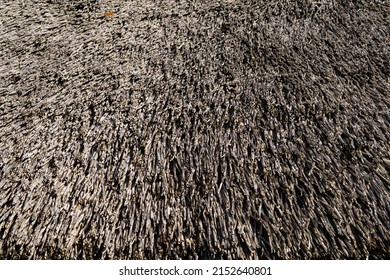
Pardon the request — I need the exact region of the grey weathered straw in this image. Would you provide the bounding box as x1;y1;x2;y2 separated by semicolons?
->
0;0;389;259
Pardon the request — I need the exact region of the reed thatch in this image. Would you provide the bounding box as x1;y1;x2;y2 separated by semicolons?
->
0;0;389;259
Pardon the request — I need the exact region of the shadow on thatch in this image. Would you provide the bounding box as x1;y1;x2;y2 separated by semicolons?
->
0;0;389;259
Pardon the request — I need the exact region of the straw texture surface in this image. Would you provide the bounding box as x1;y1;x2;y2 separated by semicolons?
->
0;0;389;259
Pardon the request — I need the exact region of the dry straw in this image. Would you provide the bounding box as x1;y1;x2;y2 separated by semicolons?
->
0;0;389;259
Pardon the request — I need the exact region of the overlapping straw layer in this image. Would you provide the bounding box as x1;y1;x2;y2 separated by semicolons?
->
0;0;389;259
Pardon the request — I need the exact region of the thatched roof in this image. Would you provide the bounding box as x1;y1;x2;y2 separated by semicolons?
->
0;0;389;259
